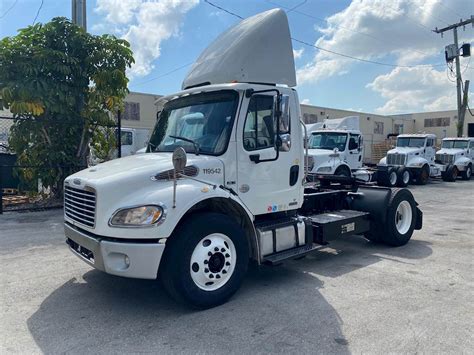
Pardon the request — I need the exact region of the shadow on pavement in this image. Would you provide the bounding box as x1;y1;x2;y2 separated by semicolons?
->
27;266;350;354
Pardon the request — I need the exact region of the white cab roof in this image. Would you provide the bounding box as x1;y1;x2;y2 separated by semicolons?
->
442;137;474;141
306;116;360;133
398;133;436;139
182;9;296;89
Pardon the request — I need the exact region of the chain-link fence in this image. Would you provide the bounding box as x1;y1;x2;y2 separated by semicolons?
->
0;115;122;213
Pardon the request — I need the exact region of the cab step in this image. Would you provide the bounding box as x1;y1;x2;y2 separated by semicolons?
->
262;243;323;265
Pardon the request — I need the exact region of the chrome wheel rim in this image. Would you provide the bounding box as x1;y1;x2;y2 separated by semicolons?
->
389;171;397;186
395;200;412;235
402;170;410;184
190;233;236;291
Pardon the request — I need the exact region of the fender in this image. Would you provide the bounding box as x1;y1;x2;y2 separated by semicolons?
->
454;156;471;170
406;156;429;169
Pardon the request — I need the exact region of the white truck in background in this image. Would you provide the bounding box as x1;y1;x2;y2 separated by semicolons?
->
64;9;422;309
435;137;474;181
305;116;364;178
89;127;151;165
377;133;443;186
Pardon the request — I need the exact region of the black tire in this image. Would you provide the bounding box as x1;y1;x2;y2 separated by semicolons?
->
334;165;351;177
364;188;417;246
159;212;249;309
442;164;458;182
396;167;410;187
378;167;398;187
415;164;430;185
461;164;472;180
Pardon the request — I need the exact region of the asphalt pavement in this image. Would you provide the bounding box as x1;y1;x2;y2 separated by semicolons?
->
1;180;473;354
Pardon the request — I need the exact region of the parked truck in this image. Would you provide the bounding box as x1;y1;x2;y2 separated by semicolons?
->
377;133;443;187
64;9;422;308
306;116;364;178
435;137;474;181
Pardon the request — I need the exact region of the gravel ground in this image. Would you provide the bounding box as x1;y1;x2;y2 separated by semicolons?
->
1;180;473;354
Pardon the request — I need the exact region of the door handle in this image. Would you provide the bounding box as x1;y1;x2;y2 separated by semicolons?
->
249;154;260;163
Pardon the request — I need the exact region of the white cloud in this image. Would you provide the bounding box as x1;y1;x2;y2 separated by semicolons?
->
95;0;199;78
296;0;473;85
301;98;311;104
366;65;472;114
293;48;304;59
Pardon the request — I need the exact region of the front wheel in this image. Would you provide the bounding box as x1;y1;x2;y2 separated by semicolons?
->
396;167;410;187
378;167;398;187
461;164;472;180
442;164;458;182
160;212;249;309
365;188;417;246
415;164;430;185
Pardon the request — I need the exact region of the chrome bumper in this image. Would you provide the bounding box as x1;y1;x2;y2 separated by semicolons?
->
65;223;165;279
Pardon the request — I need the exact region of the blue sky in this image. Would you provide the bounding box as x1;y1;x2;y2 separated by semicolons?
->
1;0;473;114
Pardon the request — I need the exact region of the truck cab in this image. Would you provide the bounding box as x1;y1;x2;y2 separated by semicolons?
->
436;137;474;181
63;9;422;308
377;133;440;186
306;116;363;178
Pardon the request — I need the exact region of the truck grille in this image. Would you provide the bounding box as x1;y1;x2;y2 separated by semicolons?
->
387;153;407;166
435;154;454;165
64;186;96;228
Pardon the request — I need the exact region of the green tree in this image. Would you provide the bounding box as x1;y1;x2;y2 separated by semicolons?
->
0;17;134;196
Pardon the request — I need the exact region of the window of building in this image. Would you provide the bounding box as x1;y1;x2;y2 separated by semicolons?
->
374;121;384;134
394;124;404;134
424;117;450;127
123;102;140;121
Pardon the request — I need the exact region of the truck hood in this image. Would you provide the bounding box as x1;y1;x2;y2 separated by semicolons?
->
436;148;465;155
387;147;423;155
307;148;339;168
66;153;225;188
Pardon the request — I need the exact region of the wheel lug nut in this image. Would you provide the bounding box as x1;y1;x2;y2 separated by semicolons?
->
225;253;230;258
216;274;221;279
222;270;227;274
221;248;225;252
214;247;219;252
209;274;214;279
204;260;208;264
205;268;209;273
225;261;230;266
208;252;212;256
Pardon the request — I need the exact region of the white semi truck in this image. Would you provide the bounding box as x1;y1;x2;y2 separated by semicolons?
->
436;137;474;181
64;9;423;308
377;133;443;186
306;116;364;178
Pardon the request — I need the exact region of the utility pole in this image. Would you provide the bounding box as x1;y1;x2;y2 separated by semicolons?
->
434;16;473;137
72;0;87;31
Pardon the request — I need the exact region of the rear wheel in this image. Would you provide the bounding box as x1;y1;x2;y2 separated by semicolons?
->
396;167;410;187
160;212;249;309
364;188;416;246
442;165;458;182
378;167;397;187
461;164;472;180
415;164;430;185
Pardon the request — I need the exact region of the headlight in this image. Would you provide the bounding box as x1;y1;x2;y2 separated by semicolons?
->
317;166;333;172
109;205;165;227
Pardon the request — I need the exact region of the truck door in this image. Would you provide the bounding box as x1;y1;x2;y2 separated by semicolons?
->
425;137;436;163
120;130;134;156
236;92;303;216
345;133;363;169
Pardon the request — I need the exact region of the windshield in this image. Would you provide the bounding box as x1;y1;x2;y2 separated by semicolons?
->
309;132;348;151
442;140;468;149
148;91;238;155
397;137;426;148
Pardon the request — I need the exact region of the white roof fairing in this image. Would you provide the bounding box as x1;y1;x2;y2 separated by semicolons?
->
182;9;296;89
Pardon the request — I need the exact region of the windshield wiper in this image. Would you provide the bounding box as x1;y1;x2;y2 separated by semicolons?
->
169;135;200;155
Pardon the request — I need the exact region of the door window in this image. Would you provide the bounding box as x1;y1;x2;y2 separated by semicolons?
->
121;131;133;145
243;95;275;151
349;134;359;150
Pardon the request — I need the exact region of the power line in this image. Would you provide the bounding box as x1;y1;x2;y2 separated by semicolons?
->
203;0;242;19
131;62;194;88
286;0;306;13
0;0;18;19
32;0;44;25
267;0;440;62
205;0;445;69
436;2;464;19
